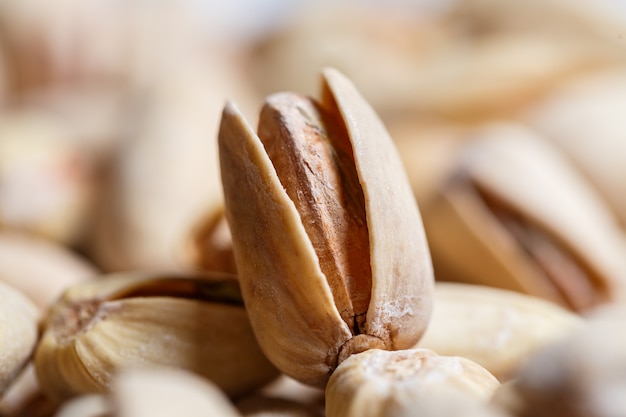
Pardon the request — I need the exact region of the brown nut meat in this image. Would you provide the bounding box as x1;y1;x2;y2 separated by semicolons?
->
218;68;433;387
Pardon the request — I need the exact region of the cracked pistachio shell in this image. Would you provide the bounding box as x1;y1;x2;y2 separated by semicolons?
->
416;282;582;380
218;68;433;387
0;281;39;394
87;61;252;274
325;348;500;417
523;69;626;228
34;272;279;401
422;123;626;311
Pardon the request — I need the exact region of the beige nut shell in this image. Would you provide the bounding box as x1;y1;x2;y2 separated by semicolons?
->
218;68;433;387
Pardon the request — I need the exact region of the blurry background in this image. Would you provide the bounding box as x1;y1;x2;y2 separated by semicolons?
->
1;0;626;308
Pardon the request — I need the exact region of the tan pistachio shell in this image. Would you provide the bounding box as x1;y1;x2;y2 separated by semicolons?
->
218;68;433;387
416;282;583;380
523;68;626;228
112;368;241;417
0;115;96;245
87;64;248;273
236;395;325;417
493;305;626;417
325;348;500;417
422;123;626;311
34;272;279;401
0;281;39;395
0;231;97;310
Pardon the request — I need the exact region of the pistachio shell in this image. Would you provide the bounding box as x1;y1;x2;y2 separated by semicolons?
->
34;272;278;401
0;231;97;310
423;123;626;310
87;70;234;273
0;116;96;245
0;281;39;394
523;69;626;228
325;348;500;417
493;305;626;417
417;282;582;380
113;368;241;417
219;68;433;387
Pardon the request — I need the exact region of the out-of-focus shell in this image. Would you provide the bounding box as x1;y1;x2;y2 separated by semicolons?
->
0;116;96;245
523;68;626;228
0;231;97;310
416;282;582;380
422;122;626;311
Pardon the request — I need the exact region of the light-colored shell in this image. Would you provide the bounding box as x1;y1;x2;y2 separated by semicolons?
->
325;348;500;417
417;282;582;380
54;394;110;417
236;395;325;417
34;272;278;401
219;68;433;387
423;122;626;310
0;116;96;245
113;368;241;417
523;68;626;228
0;281;39;394
87;64;246;273
0;231;97;310
493;305;626;417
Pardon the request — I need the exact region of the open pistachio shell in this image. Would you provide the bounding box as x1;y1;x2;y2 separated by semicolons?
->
523;69;626;228
34;272;279;401
325;348;500;417
416;282;582;380
422;123;626;311
218;68;433;387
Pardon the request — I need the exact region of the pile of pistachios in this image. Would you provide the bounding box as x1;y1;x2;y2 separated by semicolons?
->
1;0;626;416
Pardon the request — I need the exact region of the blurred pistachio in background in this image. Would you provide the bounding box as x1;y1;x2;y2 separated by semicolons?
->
0;0;626;305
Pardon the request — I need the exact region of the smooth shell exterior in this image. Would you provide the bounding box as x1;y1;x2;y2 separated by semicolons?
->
524;70;626;228
424;123;626;310
0;281;39;394
495;306;626;417
113;368;242;417
218;68;433;387
416;283;582;380
0;231;97;310
34;273;279;401
325;348;500;417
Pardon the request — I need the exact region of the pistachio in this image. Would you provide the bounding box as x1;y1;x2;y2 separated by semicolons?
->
523;69;626;228
417;282;582;380
54;394;110;417
0;116;96;245
0;231;97;310
492;304;626;417
422;123;626;311
34;272;279;401
87;65;252;274
218;68;433;387
0;281;39;395
325;348;500;417
113;368;241;417
236;395;325;417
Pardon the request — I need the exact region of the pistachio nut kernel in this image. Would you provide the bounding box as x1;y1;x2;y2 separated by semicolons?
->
34;272;279;401
218;68;433;387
